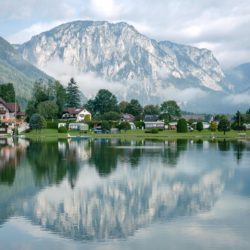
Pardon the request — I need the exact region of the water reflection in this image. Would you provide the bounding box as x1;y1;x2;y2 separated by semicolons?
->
0;138;29;185
0;138;249;242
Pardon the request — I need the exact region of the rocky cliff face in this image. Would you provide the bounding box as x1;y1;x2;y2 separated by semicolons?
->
17;21;226;103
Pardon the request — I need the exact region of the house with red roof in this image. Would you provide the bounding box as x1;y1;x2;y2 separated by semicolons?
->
0;97;25;123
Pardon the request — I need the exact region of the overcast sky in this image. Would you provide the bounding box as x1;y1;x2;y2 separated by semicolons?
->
1;0;250;68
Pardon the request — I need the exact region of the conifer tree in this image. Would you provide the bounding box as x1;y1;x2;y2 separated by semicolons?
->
66;78;80;108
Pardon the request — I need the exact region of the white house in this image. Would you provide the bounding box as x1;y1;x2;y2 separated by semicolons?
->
62;108;91;122
76;109;92;122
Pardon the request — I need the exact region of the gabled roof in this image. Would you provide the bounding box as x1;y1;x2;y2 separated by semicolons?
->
144;115;159;122
64;108;83;115
0;97;20;112
6;103;20;112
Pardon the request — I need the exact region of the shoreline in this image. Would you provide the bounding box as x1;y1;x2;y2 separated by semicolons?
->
20;129;250;141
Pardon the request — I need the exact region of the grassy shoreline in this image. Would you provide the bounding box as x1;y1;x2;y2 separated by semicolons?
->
21;129;250;141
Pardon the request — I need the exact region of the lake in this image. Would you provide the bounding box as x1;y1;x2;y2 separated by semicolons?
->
0;138;249;250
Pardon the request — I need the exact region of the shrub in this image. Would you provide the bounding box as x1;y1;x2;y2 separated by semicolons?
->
210;121;217;131
29;114;46;131
134;121;145;129
177;119;188;133
118;122;131;131
101;120;111;130
58;126;68;133
145;128;159;134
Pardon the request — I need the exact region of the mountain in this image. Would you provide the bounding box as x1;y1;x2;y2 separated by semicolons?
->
0;36;53;102
17;21;227;106
225;63;250;93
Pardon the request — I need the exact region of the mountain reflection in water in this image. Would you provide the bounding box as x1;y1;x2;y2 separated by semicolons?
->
0;138;249;242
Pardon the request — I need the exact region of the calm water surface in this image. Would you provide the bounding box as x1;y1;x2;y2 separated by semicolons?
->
0;138;249;250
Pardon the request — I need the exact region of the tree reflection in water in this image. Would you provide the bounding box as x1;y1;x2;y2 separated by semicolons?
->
0;139;28;185
0;138;249;242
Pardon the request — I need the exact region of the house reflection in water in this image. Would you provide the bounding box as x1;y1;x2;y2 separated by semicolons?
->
0;138;29;185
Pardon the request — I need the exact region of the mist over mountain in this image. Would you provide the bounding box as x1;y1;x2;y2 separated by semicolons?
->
225;63;250;93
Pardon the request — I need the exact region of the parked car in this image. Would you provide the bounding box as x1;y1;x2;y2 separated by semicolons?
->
93;128;110;134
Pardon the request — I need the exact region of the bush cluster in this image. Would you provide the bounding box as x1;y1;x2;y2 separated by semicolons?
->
58;126;68;133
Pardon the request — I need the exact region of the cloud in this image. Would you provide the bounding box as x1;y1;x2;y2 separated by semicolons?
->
42;59;127;99
89;0;124;19
2;0;250;68
224;92;250;105
8;21;66;44
158;87;207;107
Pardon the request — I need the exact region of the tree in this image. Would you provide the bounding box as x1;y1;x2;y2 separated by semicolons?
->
118;122;131;132
0;83;15;102
210;121;218;131
93;89;118;115
196;121;203;132
29;114;46;131
232;110;245;131
37;101;59;120
245;108;250;123
125;99;143;120
101;111;120;121
119;101;129;113
66;78;81;108
54;81;66;115
218;118;230;135
177;118;188;133
160;100;181;122
143;105;160;115
33;80;49;106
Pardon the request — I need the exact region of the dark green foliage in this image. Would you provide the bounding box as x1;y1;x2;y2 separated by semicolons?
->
93;89;118;115
210;121;217;131
101;111;120;121
125;99;143;120
160;100;181;122
218;118;231;135
26;80;66;120
58;126;67;133
177;118;188;133
119;101;129;113
54;80;67;115
196;121;203;132
134;121;145;129
232;110;245;131
145;128;159;134
66;78;81;108
37;101;59;120
101;120;111;130
33;80;50;105
143;105;160;115
118;122;131;131
0;83;15;102
42;101;58;119
29;113;46;130
46;121;59;129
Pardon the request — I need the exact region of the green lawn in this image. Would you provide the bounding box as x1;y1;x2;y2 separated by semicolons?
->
22;128;250;140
